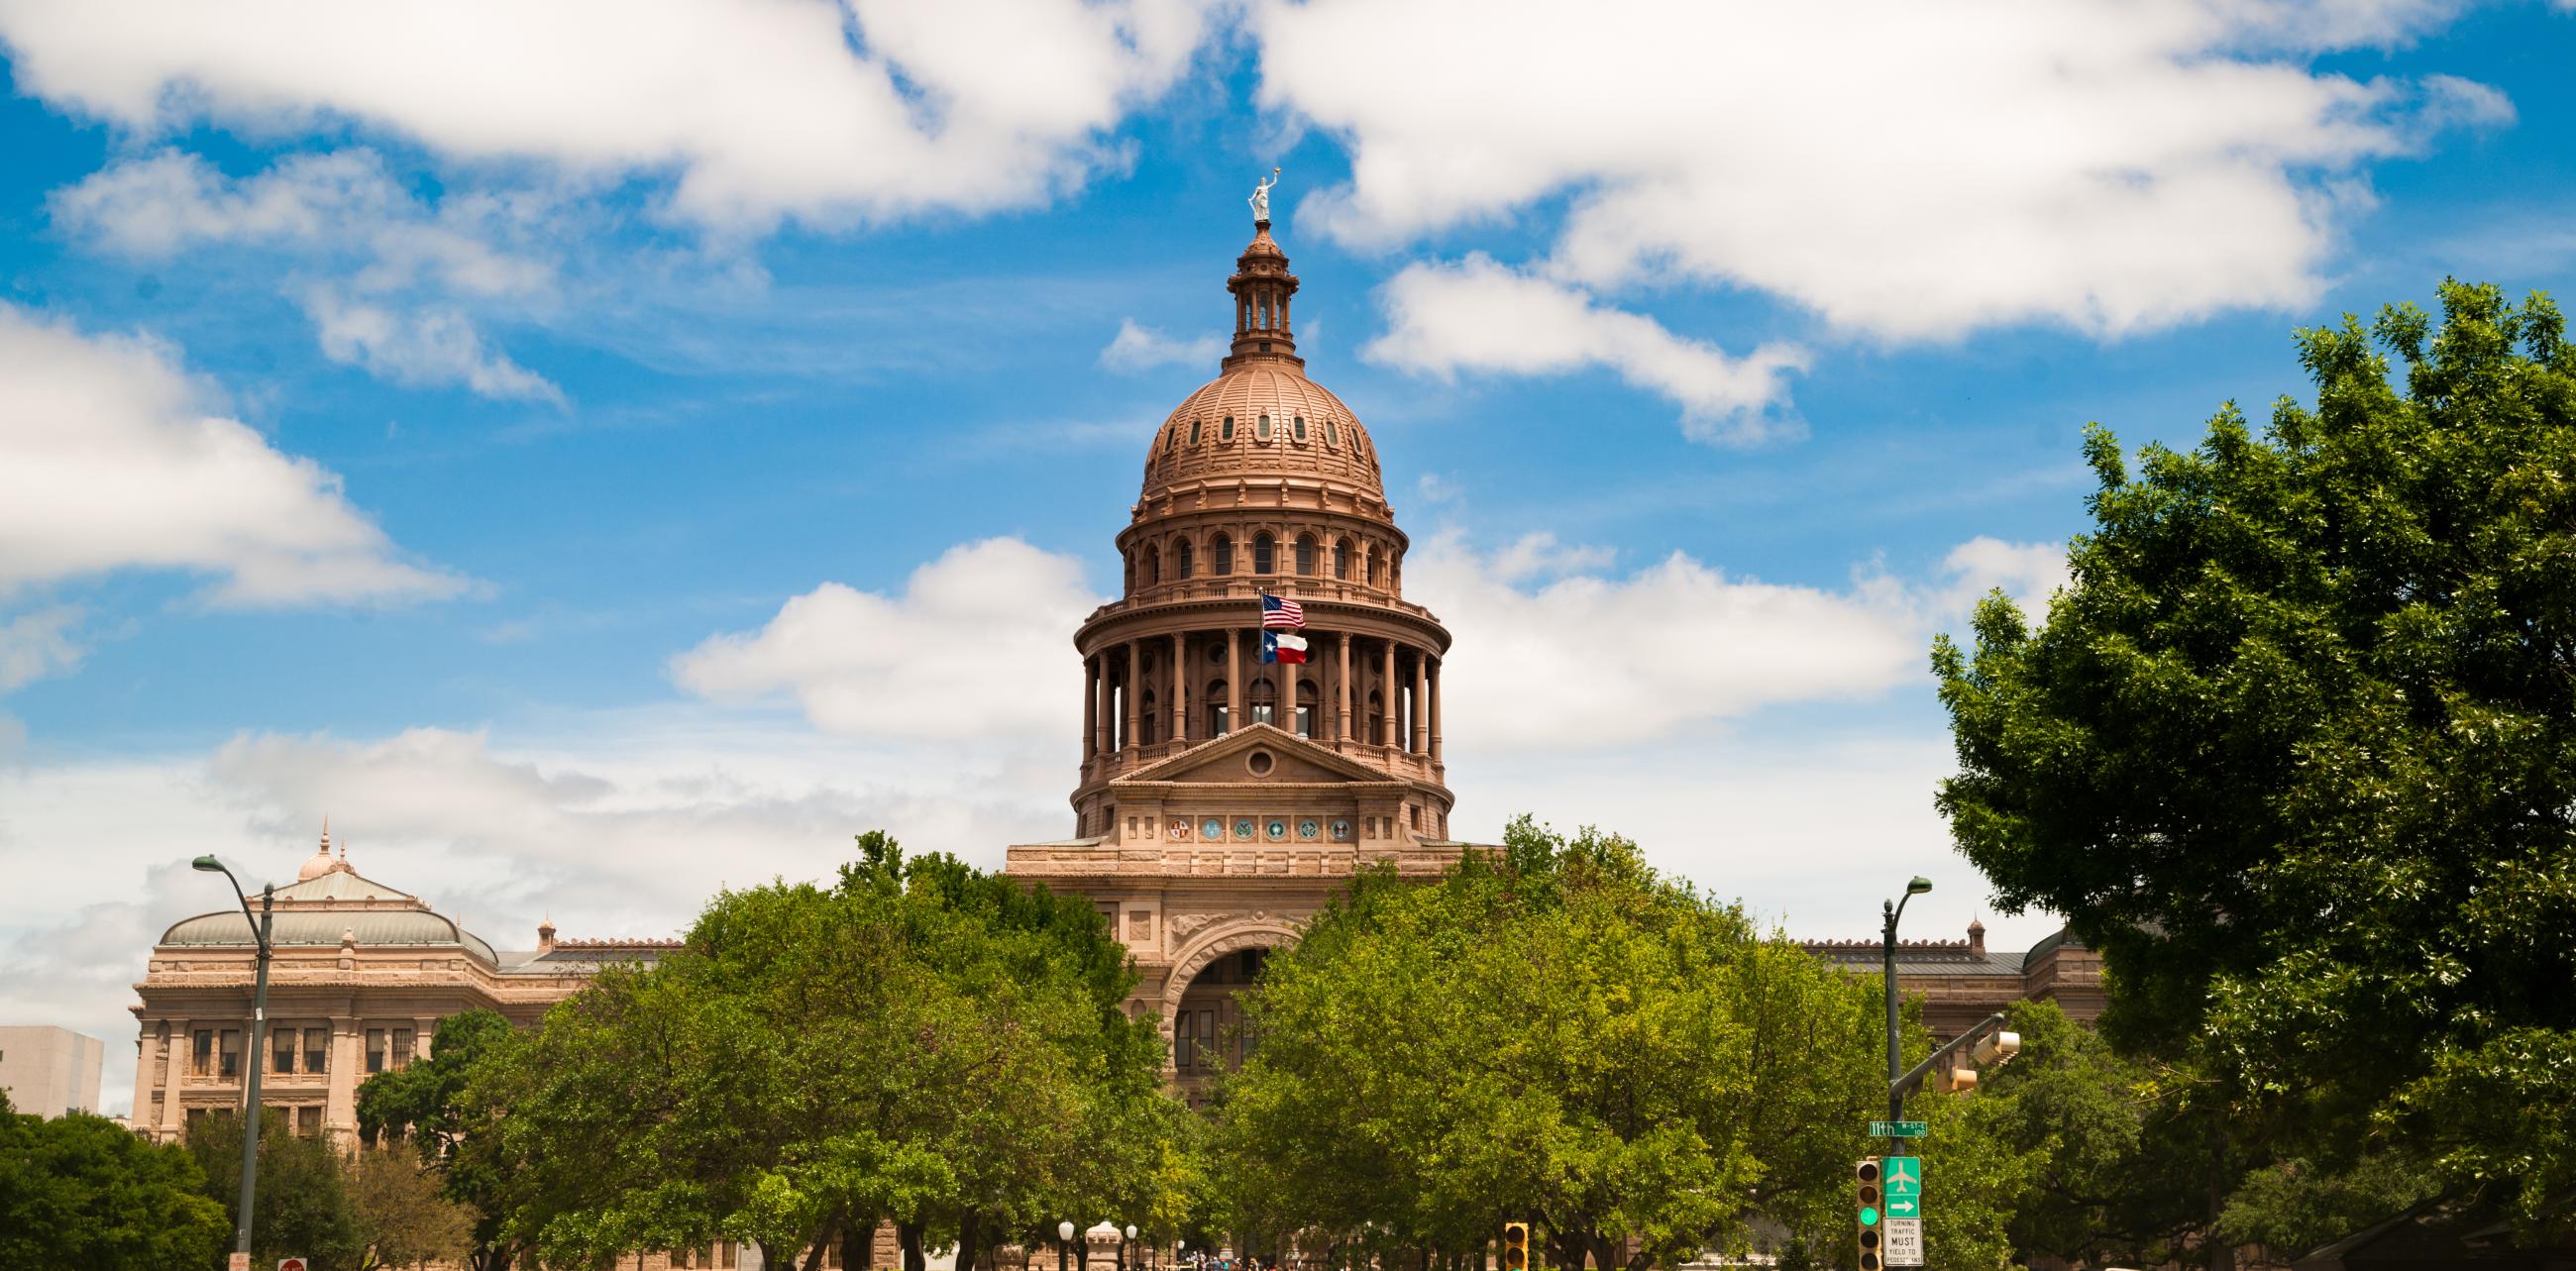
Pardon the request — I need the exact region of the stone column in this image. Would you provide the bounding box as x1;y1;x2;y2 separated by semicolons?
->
1338;633;1353;743
1413;650;1430;754
1430;656;1443;762
414;1015;438;1064
324;1016;360;1143
1123;640;1140;760
1381;640;1398;747
159;1016;189;1139
1172;633;1189;746
1227;628;1243;733
1083;655;1098;759
1094;655;1113;757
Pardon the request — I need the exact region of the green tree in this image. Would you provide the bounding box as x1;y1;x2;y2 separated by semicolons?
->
1215;817;1893;1271
357;1007;524;1270
0;1092;228;1270
477;832;1177;1271
347;1143;478;1270
1933;281;2576;1234
188;1110;366;1270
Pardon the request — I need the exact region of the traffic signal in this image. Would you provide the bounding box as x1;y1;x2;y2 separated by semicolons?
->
1502;1222;1528;1271
1856;1156;1882;1271
1947;1027;2022;1092
1944;1064;1980;1093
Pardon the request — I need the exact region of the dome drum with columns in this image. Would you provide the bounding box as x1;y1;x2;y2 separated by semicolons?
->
1006;202;1471;1099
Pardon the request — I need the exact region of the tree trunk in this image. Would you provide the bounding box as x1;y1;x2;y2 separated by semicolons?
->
954;1208;986;1271
841;1218;871;1271
803;1222;836;1271
901;1219;928;1271
2207;1121;2237;1271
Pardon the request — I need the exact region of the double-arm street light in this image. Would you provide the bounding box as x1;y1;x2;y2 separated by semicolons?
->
192;854;275;1262
1881;875;1932;1122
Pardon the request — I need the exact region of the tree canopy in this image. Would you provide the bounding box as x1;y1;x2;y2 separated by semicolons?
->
1212;817;1901;1271
472;832;1179;1271
0;1094;227;1270
1934;281;2576;1230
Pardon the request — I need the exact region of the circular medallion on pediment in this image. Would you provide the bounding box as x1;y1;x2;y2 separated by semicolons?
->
1168;816;1191;841
1202;817;1226;840
1299;817;1320;839
1266;817;1289;840
1332;818;1352;840
1234;818;1256;840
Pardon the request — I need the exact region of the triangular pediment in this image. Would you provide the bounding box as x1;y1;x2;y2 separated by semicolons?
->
1115;723;1403;789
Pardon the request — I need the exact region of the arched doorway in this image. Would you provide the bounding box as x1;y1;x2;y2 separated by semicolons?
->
1158;920;1298;1106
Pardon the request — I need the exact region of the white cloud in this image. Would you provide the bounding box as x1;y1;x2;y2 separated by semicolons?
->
0;303;467;605
1100;317;1226;372
671;538;1104;741
0;607;84;692
302;284;564;403
1365;256;1809;443
0;717;1073;1115
1259;0;2513;342
0;0;1216;231
54;150;566;401
1940;535;2073;619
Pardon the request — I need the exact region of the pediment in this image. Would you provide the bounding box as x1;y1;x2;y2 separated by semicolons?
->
1115;724;1400;789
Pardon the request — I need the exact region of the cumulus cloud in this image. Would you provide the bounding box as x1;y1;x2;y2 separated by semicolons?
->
0;0;1216;230
1940;535;2074;618
1100;318;1226;371
1259;0;2514;342
0;303;466;605
54;150;565;401
671;538;1105;741
1366;256;1809;442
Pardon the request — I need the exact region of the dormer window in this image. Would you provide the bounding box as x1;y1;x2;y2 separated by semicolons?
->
1222;416;1235;442
1325;419;1338;446
1190;419;1202;445
1256;414;1273;442
1293;415;1307;442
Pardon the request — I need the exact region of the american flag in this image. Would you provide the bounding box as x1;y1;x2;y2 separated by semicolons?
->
1261;593;1306;629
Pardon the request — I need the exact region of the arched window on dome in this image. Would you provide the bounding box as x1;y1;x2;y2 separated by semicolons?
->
1212;533;1234;576
1390;551;1401;592
1247;678;1278;728
1176;537;1194;581
1144;545;1161;586
1367;545;1384;587
1140;691;1157;746
1335;538;1352;581
1222;416;1235;442
1252;532;1274;575
1293;415;1308;443
1206;681;1230;736
1325;419;1339;446
1256;414;1273;442
1295;534;1316;576
1165;428;1177;456
1190;419;1202;445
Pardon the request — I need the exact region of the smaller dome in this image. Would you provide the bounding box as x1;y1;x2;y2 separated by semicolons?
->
296;848;335;881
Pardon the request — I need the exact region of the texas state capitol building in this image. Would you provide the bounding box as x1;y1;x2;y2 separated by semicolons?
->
129;206;2102;1144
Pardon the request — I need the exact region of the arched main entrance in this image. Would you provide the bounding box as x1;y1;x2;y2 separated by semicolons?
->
1159;920;1299;1105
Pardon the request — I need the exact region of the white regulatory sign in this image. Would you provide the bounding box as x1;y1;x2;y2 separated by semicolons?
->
1882;1218;1923;1267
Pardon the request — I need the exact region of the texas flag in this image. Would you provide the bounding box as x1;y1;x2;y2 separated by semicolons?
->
1261;629;1309;664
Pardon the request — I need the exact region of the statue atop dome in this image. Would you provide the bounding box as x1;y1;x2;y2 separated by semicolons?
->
1249;167;1280;226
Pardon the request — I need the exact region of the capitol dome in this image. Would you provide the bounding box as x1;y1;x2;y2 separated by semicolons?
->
1136;224;1384;506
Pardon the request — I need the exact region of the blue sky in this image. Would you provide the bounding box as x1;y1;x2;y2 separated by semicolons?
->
2;0;2572;1112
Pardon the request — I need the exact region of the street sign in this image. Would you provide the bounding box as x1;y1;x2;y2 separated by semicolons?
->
1883;1155;1923;1218
1869;1120;1927;1137
278;1259;308;1271
228;1256;250;1271
1882;1218;1923;1267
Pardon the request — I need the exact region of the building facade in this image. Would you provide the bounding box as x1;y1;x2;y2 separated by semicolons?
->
128;832;670;1146
0;1024;105;1118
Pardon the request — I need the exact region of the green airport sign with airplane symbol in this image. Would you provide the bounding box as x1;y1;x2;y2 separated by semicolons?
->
1882;1156;1923;1218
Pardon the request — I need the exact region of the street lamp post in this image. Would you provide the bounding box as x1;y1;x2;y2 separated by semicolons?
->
1060;1220;1079;1271
192;854;274;1262
1882;875;1932;1123
1126;1224;1138;1271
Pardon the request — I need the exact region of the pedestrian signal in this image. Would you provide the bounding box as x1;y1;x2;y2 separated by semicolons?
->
1856;1157;1883;1271
1502;1222;1529;1271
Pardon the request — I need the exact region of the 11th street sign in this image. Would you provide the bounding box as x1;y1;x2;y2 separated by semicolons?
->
1869;1120;1927;1137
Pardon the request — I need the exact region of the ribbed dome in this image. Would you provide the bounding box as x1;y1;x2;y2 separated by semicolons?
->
1141;364;1383;500
159;908;497;964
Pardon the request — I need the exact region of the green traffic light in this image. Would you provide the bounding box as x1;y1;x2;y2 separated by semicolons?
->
1860;1207;1879;1226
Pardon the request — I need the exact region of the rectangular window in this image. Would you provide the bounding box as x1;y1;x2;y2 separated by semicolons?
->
1175;1022;1193;1070
1295;705;1312;737
272;1029;296;1074
218;1030;242;1079
391;1027;414;1071
296;1105;322;1136
1250;703;1275;726
305;1028;328;1073
365;1028;386;1074
1210;704;1229;736
191;1029;213;1077
1197;1009;1217;1069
